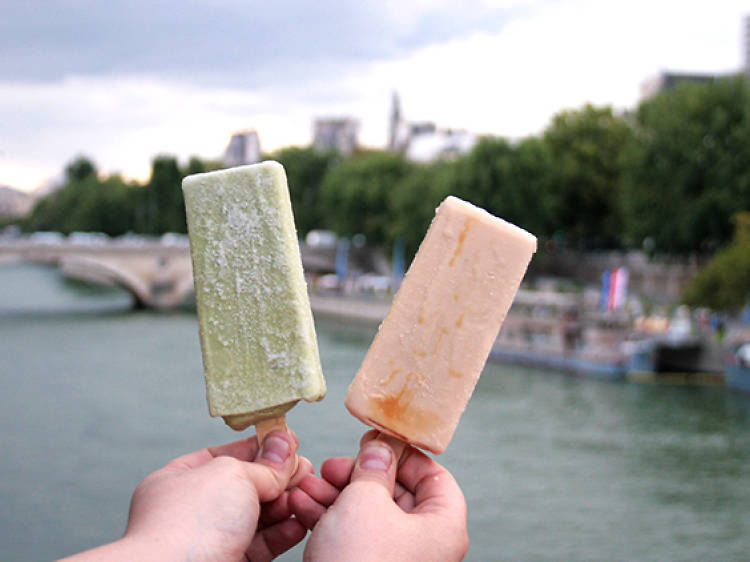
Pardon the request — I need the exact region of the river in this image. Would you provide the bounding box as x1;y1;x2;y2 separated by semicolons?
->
2;263;750;561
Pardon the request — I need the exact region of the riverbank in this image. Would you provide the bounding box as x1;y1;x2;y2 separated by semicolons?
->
309;292;390;327
309;291;733;385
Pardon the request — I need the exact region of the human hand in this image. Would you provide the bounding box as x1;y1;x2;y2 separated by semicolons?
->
290;430;469;562
60;429;313;562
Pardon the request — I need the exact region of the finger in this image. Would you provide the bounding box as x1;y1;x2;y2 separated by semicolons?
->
207;434;261;461
394;482;416;512
320;457;355;489
289;455;314;489
394;481;408;497
163;448;215;471
259;492;293;527
162;435;262;471
361;431;408;462
397;448;466;517
374;433;407;464
241;429;299;502
245;517;307;562
359;428;381;446
298;473;342;506
288;487;328;530
348;438;398;498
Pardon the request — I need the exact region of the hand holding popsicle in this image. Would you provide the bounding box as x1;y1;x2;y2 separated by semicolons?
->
290;430;469;562
59;430;312;562
289;197;534;560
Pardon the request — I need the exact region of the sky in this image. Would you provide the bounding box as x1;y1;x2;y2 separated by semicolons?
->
1;0;748;192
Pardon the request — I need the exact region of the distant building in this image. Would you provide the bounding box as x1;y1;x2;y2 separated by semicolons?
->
388;92;418;153
388;92;476;161
0;186;34;218
405;129;477;163
641;15;750;98
640;71;719;99
223;130;261;167
388;92;411;152
313;118;358;155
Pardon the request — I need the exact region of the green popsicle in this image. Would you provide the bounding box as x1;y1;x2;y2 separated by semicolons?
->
183;161;325;433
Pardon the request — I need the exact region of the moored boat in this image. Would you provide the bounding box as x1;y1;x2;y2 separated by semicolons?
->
490;289;629;380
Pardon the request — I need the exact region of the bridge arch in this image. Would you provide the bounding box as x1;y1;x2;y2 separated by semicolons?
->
61;256;152;308
0;240;195;310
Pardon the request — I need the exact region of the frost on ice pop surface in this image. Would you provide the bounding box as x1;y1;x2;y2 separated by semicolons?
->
183;161;325;430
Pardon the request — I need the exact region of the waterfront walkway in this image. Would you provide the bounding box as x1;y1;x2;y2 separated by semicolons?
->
310;293;390;327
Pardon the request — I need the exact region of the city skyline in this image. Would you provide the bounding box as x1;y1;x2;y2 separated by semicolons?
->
1;0;747;192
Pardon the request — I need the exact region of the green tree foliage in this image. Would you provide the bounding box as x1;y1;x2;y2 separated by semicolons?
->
448;136;554;239
182;156;224;178
388;161;453;259
269;146;338;236
509;137;556;237
65;155;97;183
72;175;136;235
24;157;135;236
622;77;750;254
542;104;632;248
320;151;410;247
682;212;750;311
24;154;223;236
449;137;515;214
145;155;185;234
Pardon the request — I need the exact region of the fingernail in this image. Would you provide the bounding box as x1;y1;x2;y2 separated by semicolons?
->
260;434;291;465
357;442;393;472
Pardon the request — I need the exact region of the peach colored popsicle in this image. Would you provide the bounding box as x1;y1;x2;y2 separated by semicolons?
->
345;196;536;454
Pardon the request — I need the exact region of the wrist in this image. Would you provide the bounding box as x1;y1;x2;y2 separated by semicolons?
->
115;532;190;562
58;533;188;562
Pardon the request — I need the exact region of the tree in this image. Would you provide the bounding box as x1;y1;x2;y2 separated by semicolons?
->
65;155;97;183
388;160;453;259
144;155;185;233
23;160;136;236
508;136;556;238
682;212;750;311
182;156;224;177
269;146;338;237
448;136;554;240
542;104;632;248
622;77;750;254
449;137;515;214
320;151;411;246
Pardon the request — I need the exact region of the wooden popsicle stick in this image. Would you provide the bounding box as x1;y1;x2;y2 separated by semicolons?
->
255;415;288;443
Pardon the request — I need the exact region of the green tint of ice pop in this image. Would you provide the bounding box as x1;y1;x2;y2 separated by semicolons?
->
183;161;325;436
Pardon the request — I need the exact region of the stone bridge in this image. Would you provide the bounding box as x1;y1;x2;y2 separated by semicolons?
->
0;237;346;310
0;238;195;309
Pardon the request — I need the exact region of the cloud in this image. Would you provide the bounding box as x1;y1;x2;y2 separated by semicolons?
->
0;76;261;186
1;0;747;191
335;0;747;142
0;72;368;188
0;0;519;86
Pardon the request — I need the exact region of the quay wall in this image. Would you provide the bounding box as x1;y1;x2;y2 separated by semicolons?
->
528;249;702;305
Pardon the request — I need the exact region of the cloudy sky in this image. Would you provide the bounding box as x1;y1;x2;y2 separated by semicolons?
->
1;0;747;191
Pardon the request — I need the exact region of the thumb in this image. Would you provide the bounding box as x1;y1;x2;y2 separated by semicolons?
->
349;435;402;498
246;429;298;502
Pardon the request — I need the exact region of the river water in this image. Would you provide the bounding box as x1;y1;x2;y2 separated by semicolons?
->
2;263;750;561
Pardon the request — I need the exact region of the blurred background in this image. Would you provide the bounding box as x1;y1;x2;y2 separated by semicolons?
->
3;1;750;560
